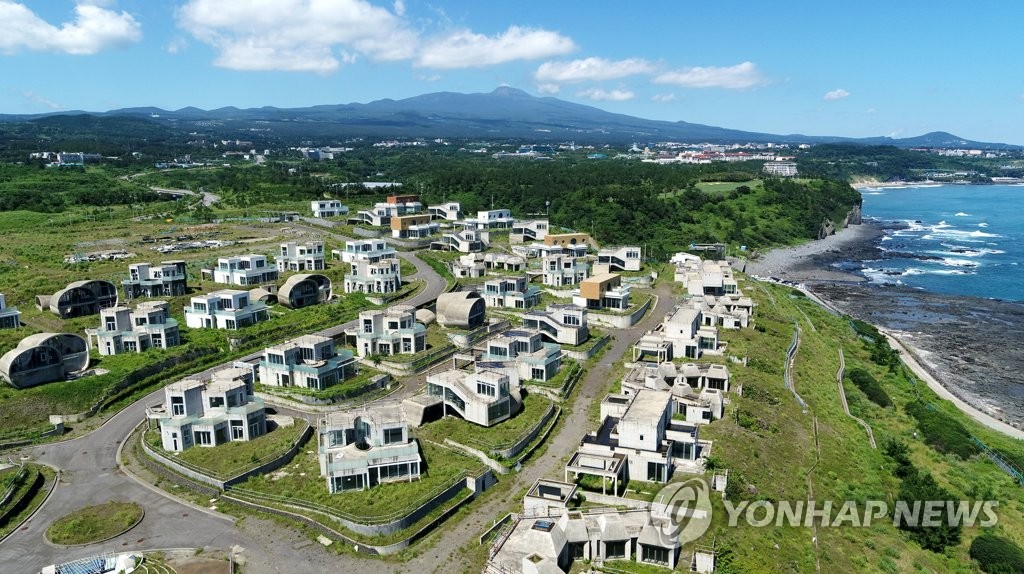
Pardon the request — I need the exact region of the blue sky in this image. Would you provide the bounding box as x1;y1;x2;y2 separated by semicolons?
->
2;1;1023;143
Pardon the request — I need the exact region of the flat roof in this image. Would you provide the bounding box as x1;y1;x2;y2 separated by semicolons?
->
621;389;671;423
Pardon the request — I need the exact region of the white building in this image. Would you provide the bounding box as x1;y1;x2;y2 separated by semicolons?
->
213;254;279;286
427;202;461;221
318;404;422;493
593;246;642;274
510;219;549;243
122;261;188;299
621;362;730;424
311;199;349;218
541;254;589;287
481;276;541;309
276;241;325;272
258;335;357;391
149;368;266;452
633;305;721;361
426;369;520;427
431;229;489;252
184;289;270;330
522;305;589;346
88;301;180;355
763;161;798;177
480;329;562;382
461;209;514;230
351;305;426;357
0;294;20;329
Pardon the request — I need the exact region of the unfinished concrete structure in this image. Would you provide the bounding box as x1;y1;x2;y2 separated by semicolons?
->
37;280;119;319
122;261;187;299
0;294;20;329
318;404;422;493
278;273;332;309
351;305;426;357
426;368;521;427
522;305;589;346
0;333;89;388
88;301;179;356
276;241;326;272
259;335;356;391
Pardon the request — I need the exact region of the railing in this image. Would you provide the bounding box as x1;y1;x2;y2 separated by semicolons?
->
0;460;26;508
783;322;808;413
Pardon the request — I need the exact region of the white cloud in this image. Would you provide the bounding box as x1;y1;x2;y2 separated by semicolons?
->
417;25;575;69
537;83;560;95
415;73;441;82
177;0;418;73
652;93;676;102
823;88;850;101
653;61;767;89
0;1;141;55
576;88;635;102
23;90;61;109
535;57;654;84
165;36;187;54
866;107;877;114
393;0;405;16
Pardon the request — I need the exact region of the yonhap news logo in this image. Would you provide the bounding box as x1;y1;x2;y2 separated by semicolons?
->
651;478;714;545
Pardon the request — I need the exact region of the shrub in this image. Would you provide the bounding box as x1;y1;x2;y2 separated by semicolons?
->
970;533;1024;573
847;368;892;407
897;469;962;552
905;401;980;460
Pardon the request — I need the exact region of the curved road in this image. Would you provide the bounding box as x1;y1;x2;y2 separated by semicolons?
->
0;251;445;573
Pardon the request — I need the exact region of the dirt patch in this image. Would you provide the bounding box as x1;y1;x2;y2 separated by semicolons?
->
168;556;229;574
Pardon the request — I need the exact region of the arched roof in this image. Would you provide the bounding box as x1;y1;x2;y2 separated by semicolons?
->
277;274;332;309
47;279;118;318
0;332;89;388
436;291;485;329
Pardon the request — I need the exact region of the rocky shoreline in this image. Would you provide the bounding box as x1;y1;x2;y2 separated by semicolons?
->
746;221;1024;431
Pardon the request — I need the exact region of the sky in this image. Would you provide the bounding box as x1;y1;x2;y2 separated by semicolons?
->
2;1;1023;144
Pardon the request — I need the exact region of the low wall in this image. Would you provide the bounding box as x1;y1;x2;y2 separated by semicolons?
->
259;375;391;406
564;335;610;362
586;296;652;329
493;403;558;460
140;421;313;490
579;492;652;510
444;439;508;475
0;468;42;525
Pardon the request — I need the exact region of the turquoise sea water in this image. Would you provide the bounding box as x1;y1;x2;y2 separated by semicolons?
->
859;184;1024;302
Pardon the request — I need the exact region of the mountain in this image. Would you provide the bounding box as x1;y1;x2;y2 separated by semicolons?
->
0;88;1017;149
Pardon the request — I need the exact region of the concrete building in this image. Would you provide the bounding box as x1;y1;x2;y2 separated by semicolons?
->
276;241;325;272
435;291;486;328
318;404;422;493
482;276;541;310
258;335;356;391
427;202;461;221
462;209;514;230
184;289;269;330
450;254;486;279
0;333;89;389
573;273;630;311
522;305;588;346
510;219;549;243
593;246;642;274
483;252;526;273
633;305;721;360
37;280;119;319
337;239;402;295
0;294;20;329
351;195;423;227
480;329;562;382
763;161;798;177
544;233;594;249
311;199;348;218
426;368;520;427
351;305;426;357
122;261;187;299
541;254;589;287
88;301;179;356
676;259;753;329
565;389;699;492
213;254;279;286
621;362;729;424
278;274;332;309
391;213;437;239
149;368;266;452
431;229;489;252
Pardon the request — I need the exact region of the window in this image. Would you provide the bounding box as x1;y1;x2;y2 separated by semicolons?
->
563;314;581;326
477;382;496;397
642;546;669;565
268;353;284;365
230;420;244;440
104;318;116;331
209;396;225;408
170;396;185;416
383;427;404;444
194;430;212;445
605;541;627;559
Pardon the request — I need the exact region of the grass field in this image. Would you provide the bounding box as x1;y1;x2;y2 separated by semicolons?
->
415;393;554;453
45;501;143;545
145;421;307;479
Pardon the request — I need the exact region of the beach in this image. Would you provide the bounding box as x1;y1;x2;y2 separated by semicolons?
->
744;221;1024;437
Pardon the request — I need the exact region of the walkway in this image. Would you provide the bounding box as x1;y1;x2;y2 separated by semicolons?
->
835;348;877;449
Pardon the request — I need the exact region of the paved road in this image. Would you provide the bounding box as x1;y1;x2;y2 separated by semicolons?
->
0;251;446;573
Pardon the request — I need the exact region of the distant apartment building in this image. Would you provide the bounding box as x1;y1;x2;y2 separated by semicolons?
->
427;202;461;221
149;368;266;452
522;305;589;346
481;276;541;309
318;405;422;493
541;254;589;287
426;368;520;427
351;305;426;357
122;261;187;300
184;289;269;330
593;246;642;274
510;219;549;243
311;199;349;218
763;161;798;177
258;335;356;391
88;301;179;356
573;273;631;311
0;294;20;329
276;241;325;272
213;254;279;286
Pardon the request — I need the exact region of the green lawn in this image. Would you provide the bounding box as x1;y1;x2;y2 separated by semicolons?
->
145;421;307;479
695;179;762;194
46;501;143;545
238;440;482;521
415;394;554;452
257;365;389;401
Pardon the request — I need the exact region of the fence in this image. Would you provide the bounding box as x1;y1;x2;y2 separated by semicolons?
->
783;322;808;413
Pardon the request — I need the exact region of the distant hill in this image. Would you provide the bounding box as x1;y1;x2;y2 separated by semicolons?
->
0;87;1017;149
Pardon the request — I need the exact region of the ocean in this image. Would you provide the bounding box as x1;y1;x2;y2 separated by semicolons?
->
858;183;1024;302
